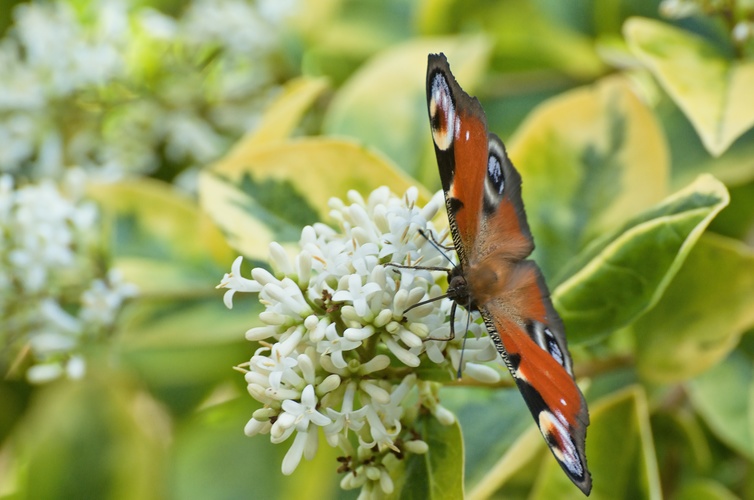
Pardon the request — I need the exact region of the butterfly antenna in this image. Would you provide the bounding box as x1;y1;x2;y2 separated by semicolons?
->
402;292;450;315
418;229;456;267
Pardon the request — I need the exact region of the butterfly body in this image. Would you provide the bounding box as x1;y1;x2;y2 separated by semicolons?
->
426;53;592;495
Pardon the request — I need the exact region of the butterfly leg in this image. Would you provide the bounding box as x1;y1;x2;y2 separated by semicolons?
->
420;301;457;343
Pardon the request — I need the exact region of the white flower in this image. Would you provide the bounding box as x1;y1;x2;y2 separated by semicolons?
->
0;0;295;179
324;382;368;446
332;274;382;319
1;173;136;383
217;256;262;308
224;187;497;496
659;0;700;18
272;384;333;474
272;385;331;439
250;345;300;390
318;323;362;369
79;269;139;327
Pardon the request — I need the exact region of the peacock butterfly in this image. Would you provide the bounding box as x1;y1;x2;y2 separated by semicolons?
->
425;53;592;495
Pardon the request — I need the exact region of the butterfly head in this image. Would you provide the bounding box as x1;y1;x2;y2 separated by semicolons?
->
446;264;472;309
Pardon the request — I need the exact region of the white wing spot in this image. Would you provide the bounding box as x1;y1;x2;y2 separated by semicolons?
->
429;74;455;151
538;410;583;477
465;130;470;141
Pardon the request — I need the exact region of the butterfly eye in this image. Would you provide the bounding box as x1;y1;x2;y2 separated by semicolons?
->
483;143;507;214
429;73;455;151
487;153;505;194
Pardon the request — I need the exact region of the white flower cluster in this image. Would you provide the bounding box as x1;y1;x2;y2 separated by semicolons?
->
0;171;137;383
218;187;501;497
0;0;296;181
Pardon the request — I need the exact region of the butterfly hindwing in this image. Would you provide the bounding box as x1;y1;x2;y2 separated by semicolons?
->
474;135;535;263
426;52;592;496
480;262;590;492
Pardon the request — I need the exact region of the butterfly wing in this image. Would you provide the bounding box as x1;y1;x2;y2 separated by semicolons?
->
427;55;534;266
426;53;592;495
480;261;591;494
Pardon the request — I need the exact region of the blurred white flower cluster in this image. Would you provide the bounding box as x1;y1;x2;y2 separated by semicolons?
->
0;171;137;383
0;0;296;182
218;187;502;497
660;0;754;46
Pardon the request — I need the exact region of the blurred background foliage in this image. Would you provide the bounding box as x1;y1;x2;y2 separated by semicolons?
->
1;0;754;498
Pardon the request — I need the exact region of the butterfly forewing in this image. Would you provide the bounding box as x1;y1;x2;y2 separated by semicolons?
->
426;53;592;496
427;55;488;266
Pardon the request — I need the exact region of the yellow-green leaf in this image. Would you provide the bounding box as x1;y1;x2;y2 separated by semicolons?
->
323;36;492;185
199;138;430;260
442;387;534;496
417;0;605;79
625;17;754;157
89;178;235;296
634;235;754;382
171;399;342;500
89;179;245;352
509;75;669;280
553;175;729;343
233;76;329;153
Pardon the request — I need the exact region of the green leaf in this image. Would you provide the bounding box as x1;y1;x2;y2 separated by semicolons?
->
12;375;167;500
509;75;669;280
441;387;533;490
687;351;754;461
651;410;712;474
170;398;342;500
709;179;754;240
89;178;235;297
89;177;244;344
625;17;754;157
395;413;464;499
118;340;247;416
531;386;661;500
654;88;754;190
199;138;431;260
119;296;258;346
467;424;546;499
634;235;754;382
89;178;250;412
417;0;605;79
553;174;729;343
323;36;492;186
675;478;739;500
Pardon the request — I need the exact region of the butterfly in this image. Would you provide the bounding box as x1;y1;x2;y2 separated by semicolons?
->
425;53;592;495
